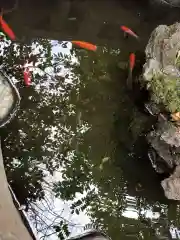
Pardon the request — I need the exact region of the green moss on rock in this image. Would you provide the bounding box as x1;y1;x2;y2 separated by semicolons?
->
148;73;180;113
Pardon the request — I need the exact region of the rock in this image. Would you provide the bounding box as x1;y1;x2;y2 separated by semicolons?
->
161;124;180;148
147;120;180;170
160;0;180;7
143;22;180;199
142;22;180;113
144;102;161;116
151;0;180;6
145;95;180;201
161;165;180;200
148;147;171;173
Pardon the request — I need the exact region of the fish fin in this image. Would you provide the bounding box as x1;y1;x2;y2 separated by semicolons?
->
127;70;133;89
123;32;128;39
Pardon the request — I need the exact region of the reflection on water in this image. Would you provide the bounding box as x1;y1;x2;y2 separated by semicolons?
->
1;0;180;239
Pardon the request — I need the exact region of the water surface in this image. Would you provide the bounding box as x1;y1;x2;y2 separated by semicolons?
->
1;0;180;239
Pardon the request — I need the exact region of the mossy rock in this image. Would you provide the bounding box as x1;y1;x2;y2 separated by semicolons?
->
147;72;180;113
142;23;180;113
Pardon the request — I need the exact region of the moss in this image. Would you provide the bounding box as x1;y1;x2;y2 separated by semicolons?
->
146;73;180;113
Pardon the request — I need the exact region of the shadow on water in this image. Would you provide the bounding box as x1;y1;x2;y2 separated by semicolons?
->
112;60;168;204
1;0;180;239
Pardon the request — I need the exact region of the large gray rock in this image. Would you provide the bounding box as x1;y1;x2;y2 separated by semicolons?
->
143;22;180;89
143;22;180;200
143;22;180;114
161;166;180;200
147;113;180;200
147;120;180;170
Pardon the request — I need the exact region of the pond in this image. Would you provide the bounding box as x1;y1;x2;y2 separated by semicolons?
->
1;0;180;239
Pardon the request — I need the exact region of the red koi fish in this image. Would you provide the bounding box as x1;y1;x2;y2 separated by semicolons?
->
23;68;31;86
0;16;16;40
71;41;97;51
127;53;136;89
121;25;139;39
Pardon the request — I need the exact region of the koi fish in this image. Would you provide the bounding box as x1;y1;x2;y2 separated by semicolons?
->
121;25;139;39
0;16;16;40
127;53;135;89
23;68;31;86
171;112;180;122
71;41;97;51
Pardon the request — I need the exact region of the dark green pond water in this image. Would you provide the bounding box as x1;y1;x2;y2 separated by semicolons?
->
1;0;180;239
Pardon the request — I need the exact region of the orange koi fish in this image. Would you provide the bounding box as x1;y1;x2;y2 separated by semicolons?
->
0;15;16;40
71;41;97;51
127;53;136;89
23;68;31;86
121;25;139;39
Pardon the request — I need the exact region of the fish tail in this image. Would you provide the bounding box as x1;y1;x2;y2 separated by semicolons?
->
135;34;140;40
131;33;139;39
127;70;132;89
128;31;139;40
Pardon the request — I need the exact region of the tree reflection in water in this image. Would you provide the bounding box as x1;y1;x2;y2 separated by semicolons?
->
0;36;179;239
